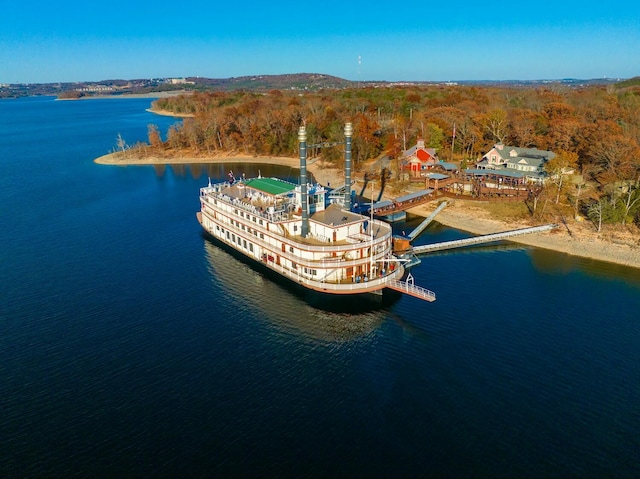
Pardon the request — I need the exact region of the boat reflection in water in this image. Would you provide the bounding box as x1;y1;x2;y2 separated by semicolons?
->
202;239;392;342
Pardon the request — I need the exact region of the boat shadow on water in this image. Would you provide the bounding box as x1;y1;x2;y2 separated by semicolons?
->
202;234;400;342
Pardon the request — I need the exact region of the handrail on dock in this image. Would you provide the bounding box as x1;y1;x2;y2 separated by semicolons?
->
408;201;448;241
412;223;558;255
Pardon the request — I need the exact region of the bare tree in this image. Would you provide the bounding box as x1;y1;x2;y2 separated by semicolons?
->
620;175;640;225
482;109;509;143
588;199;604;232
116;133;127;157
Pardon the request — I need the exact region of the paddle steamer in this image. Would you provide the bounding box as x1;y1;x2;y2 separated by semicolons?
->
197;123;435;302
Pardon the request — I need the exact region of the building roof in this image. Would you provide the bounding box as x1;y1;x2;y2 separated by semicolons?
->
464;168;525;179
396;189;433;202
511;156;546;168
486;144;556;163
425;172;449;180
312;203;362;227
438;162;458;171
244;177;296;196
404;144;437;158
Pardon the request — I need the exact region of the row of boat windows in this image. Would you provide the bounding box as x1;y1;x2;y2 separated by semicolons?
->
234;208;264;226
229;203;300;234
212;198;269;227
228;218;265;240
213;209;387;262
217;225;255;254
214;223;318;277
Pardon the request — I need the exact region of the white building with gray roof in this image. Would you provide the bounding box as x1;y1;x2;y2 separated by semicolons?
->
476;143;556;183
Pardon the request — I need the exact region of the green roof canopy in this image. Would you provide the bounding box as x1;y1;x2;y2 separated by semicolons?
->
244;177;296;196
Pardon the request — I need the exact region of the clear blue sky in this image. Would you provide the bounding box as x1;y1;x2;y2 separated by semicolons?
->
2;0;639;84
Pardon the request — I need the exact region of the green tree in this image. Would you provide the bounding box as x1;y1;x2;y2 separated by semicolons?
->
426;123;444;150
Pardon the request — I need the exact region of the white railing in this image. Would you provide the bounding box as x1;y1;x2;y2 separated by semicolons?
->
386;279;436;302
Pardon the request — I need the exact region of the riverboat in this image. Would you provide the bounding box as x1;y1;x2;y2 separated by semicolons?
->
197;123;435;303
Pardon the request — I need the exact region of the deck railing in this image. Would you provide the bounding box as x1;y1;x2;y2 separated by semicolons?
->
386;279;436;302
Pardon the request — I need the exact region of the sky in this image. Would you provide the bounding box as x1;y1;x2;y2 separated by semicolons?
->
2;0;639;84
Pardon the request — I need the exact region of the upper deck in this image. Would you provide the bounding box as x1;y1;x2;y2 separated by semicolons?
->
200;179;393;247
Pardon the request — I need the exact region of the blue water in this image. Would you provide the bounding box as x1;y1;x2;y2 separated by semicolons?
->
2;96;640;478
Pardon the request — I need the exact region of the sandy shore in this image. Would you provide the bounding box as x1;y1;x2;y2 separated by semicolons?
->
408;200;640;269
95;152;640;270
94;151;342;186
146;108;194;118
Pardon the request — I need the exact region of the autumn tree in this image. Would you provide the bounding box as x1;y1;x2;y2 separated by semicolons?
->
147;124;163;150
352;113;381;163
545;150;579;204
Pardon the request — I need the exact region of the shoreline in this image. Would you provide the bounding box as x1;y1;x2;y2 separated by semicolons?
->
56;91;190;101
94;152;640;270
94;151;342;187
408;201;640;270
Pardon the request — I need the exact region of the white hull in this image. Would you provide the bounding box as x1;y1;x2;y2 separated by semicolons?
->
197;177;405;296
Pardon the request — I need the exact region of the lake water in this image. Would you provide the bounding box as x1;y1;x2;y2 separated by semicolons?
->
1;96;639;478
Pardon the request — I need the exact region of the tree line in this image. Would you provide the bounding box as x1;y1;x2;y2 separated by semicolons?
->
140;81;640;228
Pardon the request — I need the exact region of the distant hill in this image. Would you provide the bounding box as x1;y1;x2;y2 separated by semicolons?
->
185;73;354;91
0;73;629;99
613;76;640;89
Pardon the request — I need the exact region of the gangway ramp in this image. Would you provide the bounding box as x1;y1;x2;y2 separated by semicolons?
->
408;201;448;241
386;279;436;302
412;224;558;255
